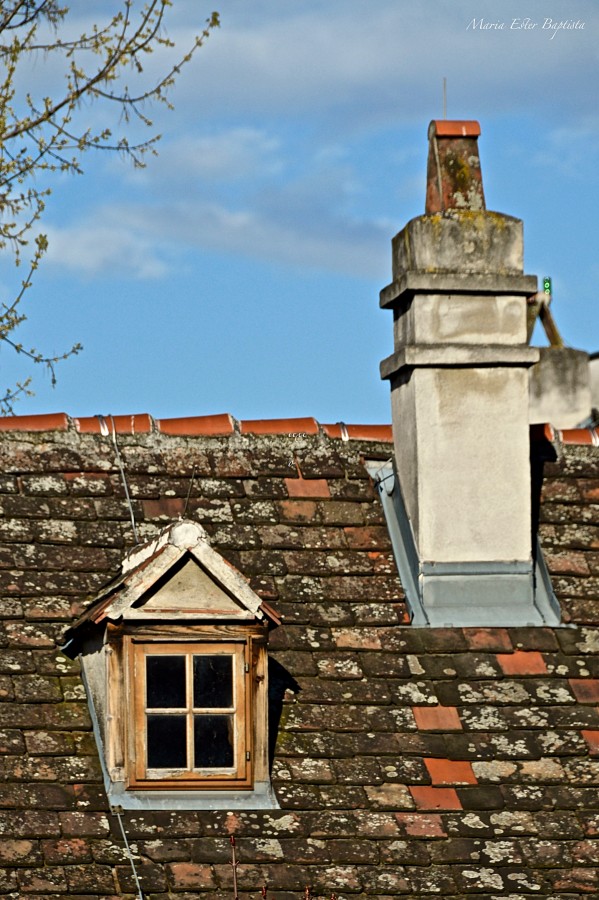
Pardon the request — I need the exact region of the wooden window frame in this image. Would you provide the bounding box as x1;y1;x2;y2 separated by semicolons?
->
105;622;268;793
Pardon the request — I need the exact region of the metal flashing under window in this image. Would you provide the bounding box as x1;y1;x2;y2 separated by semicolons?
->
366;459;561;627
105;780;279;812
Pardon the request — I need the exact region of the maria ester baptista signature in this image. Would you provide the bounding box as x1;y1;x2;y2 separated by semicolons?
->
467;17;585;39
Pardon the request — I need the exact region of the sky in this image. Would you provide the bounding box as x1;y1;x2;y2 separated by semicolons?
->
2;0;598;424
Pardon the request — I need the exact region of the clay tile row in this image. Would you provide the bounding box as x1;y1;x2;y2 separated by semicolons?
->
531;422;599;447
0;412;395;442
2;412;596;446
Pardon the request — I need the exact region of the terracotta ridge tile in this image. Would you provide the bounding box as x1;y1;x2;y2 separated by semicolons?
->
157;413;236;436
559;427;599;447
0;412;69;432
322;423;393;442
240;417;319;435
531;422;599;447
74;414;153;435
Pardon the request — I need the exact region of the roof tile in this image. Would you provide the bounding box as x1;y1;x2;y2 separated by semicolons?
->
240;417;319;435
157;413;235;436
413;705;462;731
395;812;446;838
464;627;513;652
74;414;152;434
424;758;477;785
409;785;462;810
581;730;599;756
285;477;331;498
322;423;393;442
569;679;599;703
496;650;548;676
0;413;69;432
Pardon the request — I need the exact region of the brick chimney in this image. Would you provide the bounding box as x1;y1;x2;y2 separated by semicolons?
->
378;120;558;626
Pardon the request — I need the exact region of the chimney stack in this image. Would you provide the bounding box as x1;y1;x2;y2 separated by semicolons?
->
425;120;485;213
379;121;558;626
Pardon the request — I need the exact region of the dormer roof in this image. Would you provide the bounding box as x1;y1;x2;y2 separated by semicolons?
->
63;519;280;655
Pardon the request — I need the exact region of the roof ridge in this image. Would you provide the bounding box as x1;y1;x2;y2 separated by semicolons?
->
0;413;596;446
0;412;395;442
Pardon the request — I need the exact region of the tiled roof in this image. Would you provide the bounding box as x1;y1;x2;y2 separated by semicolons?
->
0;417;598;896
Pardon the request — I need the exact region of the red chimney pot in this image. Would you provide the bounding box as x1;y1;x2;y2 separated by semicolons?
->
429;120;481;138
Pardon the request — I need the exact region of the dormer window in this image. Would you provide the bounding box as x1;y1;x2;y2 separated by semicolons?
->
62;520;280;810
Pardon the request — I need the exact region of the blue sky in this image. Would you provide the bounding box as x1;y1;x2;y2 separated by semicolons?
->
3;0;598;423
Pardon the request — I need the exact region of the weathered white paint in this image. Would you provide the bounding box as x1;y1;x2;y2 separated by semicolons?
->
392;365;532;562
529;347;591;428
123;557;251;620
106;519;264;622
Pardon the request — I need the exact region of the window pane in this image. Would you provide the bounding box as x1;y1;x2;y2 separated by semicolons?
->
147;715;187;768
146;655;186;708
193;655;233;708
194;714;234;768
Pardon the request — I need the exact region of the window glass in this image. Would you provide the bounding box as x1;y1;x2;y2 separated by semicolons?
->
146;655;186;708
193;654;233;708
194;714;234;767
147;714;187;767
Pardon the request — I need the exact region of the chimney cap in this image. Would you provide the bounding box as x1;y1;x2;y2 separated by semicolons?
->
429;120;481;139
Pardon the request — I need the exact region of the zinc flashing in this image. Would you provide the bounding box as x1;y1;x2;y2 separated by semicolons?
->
367;459;561;628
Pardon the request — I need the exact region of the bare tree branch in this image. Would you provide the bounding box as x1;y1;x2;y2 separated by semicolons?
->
0;1;219;411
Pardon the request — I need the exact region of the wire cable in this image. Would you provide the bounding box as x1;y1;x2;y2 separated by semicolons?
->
115;811;144;900
96;415;140;544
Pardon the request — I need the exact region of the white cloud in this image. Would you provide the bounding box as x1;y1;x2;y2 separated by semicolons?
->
43;128;396;282
121;128;283;186
529;118;599;178
159;199;389;278
43;188;389;282
43;223;169;279
34;0;599;292
12;1;599;152
171;0;599;127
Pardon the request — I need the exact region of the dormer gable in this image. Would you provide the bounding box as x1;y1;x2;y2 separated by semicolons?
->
63;519;279;653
